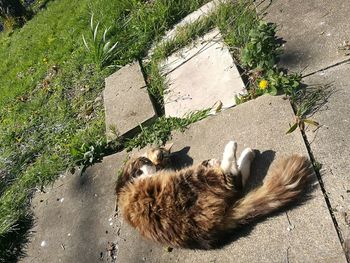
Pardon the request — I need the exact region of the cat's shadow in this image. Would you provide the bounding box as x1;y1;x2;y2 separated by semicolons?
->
169;146;194;170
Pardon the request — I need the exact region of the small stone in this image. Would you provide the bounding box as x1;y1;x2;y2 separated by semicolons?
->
287;225;295;231
164;246;173;252
40;241;47;247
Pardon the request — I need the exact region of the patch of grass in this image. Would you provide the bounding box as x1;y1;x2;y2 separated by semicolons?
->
125;109;210;151
286;84;333;134
0;0;212;248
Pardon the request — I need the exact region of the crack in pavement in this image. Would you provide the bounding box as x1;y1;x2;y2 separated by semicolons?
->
302;57;350;78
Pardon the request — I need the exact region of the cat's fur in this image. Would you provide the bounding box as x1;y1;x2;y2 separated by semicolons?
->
115;141;312;249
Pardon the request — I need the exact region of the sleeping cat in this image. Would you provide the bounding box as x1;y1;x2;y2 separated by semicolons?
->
115;140;312;249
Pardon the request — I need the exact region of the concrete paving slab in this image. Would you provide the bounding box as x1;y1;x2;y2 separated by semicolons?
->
164;0;220;40
146;0;222;59
163;29;246;117
104;62;157;138
302;63;350;257
20;152;127;263
116;95;346;262
264;0;350;75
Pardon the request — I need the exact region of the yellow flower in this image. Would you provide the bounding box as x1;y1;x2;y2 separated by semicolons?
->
259;79;269;90
43;58;48;63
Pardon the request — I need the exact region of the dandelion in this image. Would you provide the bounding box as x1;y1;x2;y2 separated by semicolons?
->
259;79;268;90
43;58;48;64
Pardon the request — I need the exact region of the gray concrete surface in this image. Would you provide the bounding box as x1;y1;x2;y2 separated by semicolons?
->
21;152;127;263
116;95;345;262
104;62;157;139
303;63;350;257
265;0;350;257
264;0;350;75
21;96;346;262
163;29;246;117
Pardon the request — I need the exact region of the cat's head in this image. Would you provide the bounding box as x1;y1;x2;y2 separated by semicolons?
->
115;156;155;196
115;143;173;196
143;143;173;170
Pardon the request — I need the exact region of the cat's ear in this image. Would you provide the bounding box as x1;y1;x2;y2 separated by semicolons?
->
163;142;173;153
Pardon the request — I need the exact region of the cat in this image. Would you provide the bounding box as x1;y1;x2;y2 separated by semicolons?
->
115;140;312;249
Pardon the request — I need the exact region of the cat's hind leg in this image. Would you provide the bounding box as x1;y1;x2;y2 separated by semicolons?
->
237;148;255;187
221;141;238;175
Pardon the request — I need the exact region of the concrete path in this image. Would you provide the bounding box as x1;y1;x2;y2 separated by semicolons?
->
21;96;346;262
265;0;350;258
163;29;245;117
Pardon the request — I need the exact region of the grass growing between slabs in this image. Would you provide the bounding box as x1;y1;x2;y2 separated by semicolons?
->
144;0;321;137
0;0;212;259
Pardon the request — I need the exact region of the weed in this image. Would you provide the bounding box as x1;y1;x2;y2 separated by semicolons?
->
241;21;282;70
125;109;210;151
82;13;119;69
286;84;332;134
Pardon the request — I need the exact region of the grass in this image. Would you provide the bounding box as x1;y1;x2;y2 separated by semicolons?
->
125;109;210;151
0;0;212;258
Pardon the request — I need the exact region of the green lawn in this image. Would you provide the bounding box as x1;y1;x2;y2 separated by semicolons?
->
0;0;211;256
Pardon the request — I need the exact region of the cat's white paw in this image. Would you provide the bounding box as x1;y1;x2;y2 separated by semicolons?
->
223;141;237;159
221;141;237;173
208;158;220;167
238;148;255;186
238;148;255;165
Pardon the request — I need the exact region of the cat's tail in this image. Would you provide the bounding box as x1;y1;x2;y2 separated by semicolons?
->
227;155;313;227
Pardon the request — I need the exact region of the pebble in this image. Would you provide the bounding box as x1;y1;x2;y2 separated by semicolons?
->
40;240;47;247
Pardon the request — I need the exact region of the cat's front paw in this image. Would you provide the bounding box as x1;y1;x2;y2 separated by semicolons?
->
201;159;220;168
208;158;221;167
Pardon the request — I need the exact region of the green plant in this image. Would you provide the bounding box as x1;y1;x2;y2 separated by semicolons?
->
256;70;301;96
125;109;210;151
241;21;282;70
286;84;331;134
82;13;119;68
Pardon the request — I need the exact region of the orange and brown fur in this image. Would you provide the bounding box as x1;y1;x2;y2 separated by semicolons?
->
115;141;312;249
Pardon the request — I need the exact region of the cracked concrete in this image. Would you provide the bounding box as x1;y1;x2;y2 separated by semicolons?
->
265;0;350;259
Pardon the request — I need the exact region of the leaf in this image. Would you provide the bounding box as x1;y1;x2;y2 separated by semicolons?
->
90;13;94;31
93;22;100;42
107;41;118;54
286;122;298;134
82;35;89;50
70;147;80;157
268;86;278;96
103;41;111;53
303;119;319;126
